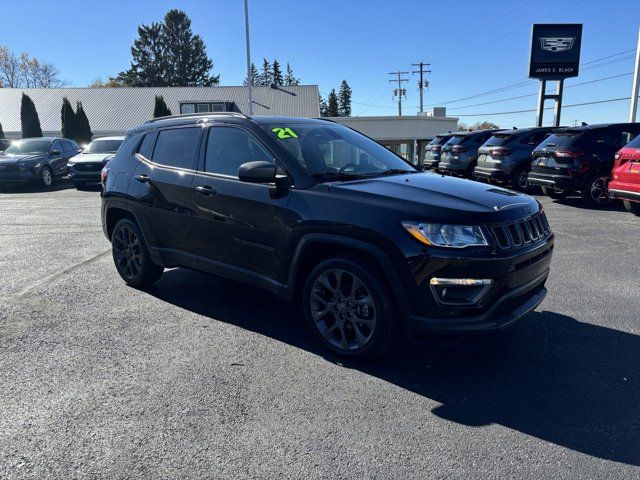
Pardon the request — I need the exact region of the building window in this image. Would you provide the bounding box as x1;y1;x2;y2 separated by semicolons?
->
180;102;233;114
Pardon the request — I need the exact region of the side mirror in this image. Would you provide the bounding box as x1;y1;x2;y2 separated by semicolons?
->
238;161;277;183
50;149;61;155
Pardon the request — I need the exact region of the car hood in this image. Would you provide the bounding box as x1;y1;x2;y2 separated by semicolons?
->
0;153;45;164
328;172;539;223
71;153;114;163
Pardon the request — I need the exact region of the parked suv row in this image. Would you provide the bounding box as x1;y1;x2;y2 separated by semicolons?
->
102;113;553;358
437;129;497;178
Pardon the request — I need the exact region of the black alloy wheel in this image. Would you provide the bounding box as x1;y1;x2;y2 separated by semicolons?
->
111;218;163;287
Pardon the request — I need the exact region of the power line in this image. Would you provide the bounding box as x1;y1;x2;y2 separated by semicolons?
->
411;62;431;113
454;96;631;117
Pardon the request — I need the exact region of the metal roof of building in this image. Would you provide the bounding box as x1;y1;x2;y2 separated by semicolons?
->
0;85;320;137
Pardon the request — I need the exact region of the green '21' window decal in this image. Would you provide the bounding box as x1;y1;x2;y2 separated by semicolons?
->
272;127;298;139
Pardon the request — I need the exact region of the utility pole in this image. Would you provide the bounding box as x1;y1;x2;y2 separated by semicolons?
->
389;71;409;116
411;61;431;113
243;0;253;116
629;25;640;122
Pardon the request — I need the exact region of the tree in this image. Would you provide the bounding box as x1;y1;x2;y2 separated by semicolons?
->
319;94;328;117
76;102;93;144
471;121;500;130
21;93;43;138
326;89;340;117
61;97;77;140
338;79;352;117
243;63;259;86
284;63;300;86
0;46;67;88
153;95;172;118
88;77;126;88
116;10;219;87
0;122;5;139
259;58;272;86
272;60;284;86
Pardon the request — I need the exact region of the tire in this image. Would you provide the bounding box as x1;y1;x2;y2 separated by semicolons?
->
541;186;566;199
511;167;530;192
303;256;397;359
40;166;53;188
623;200;640;216
581;174;611;207
111;218;163;287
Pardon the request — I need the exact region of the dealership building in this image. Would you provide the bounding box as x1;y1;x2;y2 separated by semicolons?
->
0;86;457;165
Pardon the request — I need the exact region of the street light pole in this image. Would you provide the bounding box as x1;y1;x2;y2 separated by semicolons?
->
244;0;253;116
629;25;640;122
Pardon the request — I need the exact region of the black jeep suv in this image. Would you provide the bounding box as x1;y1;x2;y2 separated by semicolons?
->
528;123;640;206
101;114;554;358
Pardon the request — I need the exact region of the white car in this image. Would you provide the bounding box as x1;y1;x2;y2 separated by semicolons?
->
67;136;124;188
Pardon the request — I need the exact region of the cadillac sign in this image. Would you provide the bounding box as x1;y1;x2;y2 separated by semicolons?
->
529;24;582;79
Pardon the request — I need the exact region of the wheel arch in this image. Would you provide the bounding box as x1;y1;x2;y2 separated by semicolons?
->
287;233;411;320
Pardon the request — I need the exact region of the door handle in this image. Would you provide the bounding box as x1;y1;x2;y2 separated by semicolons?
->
135;174;150;183
195;185;217;196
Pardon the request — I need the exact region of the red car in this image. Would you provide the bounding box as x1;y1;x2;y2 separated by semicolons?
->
609;135;640;215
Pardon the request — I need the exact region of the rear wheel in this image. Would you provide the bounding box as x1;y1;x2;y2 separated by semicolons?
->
623;200;640;216
111;218;163;287
40;166;53;188
541;186;566;199
511;167;530;192
582;175;611;207
303;256;396;358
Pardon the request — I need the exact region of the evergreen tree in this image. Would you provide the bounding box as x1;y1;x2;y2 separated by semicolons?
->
162;9;218;86
319;94;328;117
76;102;93;144
284;63;300;86
0;122;5;139
116;9;218;86
326;89;340;117
153;95;172;118
338;79;352;117
21;93;43;138
61;97;77;140
272;60;284;86
117;22;165;86
243;62;259;86
259;58;272;86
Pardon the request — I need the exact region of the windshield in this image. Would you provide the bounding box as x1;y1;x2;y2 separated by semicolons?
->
83;139;123;154
4;140;51;155
428;135;452;146
539;132;584;148
483;133;515;147
262;123;416;180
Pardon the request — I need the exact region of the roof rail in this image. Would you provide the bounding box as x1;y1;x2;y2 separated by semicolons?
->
144;111;248;124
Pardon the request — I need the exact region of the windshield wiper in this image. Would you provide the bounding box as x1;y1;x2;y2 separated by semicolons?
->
369;168;419;177
310;171;367;181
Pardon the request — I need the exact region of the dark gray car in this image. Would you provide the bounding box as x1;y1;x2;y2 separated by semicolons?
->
422;133;455;171
438;130;497;178
0;137;79;188
474;127;558;191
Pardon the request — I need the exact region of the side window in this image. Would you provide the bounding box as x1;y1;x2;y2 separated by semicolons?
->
205;127;273;177
116;132;145;160
52;140;63;153
151;127;201;170
138;132;155;158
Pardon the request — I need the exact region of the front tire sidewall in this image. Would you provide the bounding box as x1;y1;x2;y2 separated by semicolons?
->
303;257;395;359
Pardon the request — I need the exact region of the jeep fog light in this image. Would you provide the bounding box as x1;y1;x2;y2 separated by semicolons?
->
429;278;494;306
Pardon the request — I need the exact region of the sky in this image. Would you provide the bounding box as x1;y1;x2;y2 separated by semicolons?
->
2;0;639;128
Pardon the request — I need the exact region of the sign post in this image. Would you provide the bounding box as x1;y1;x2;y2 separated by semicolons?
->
529;24;582;127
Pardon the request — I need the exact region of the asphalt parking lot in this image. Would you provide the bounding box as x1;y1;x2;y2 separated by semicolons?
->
1;179;639;479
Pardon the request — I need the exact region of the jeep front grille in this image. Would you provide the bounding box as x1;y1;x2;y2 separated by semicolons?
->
490;211;551;250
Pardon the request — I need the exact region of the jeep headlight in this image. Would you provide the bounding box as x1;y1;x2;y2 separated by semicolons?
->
402;222;488;248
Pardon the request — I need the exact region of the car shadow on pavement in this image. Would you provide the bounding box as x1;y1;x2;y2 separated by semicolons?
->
546;195;626;212
147;267;639;467
0;178;77;194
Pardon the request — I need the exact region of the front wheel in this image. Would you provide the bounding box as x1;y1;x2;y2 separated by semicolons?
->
623;200;640;216
582;175;611;207
111;218;163;287
40;166;53;188
303;257;396;358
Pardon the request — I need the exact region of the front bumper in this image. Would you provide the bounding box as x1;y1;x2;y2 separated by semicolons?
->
403;235;553;334
0;169;38;183
68;165;104;183
609;180;640;202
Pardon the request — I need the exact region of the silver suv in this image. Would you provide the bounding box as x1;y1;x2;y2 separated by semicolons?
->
474;127;558;191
